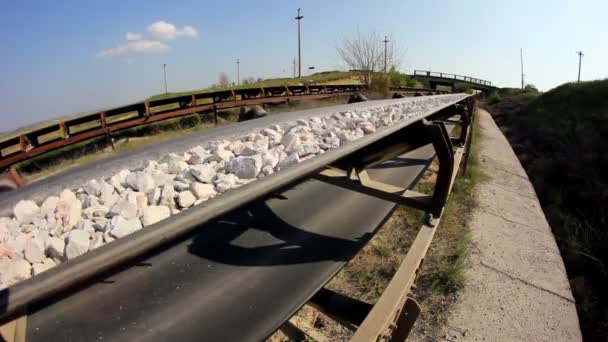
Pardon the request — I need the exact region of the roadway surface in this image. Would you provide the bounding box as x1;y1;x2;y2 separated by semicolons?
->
23;143;437;341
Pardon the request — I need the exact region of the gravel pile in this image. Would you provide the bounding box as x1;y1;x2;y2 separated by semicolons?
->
0;95;463;289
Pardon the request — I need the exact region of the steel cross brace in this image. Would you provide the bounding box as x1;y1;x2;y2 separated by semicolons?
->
314;119;456;219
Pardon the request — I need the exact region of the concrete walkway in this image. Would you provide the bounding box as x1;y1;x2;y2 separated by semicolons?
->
440;109;582;341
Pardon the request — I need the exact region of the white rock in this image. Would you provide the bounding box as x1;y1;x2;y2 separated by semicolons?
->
279;153;300;168
189;146;210;160
64;230;90;260
296;143;321;157
92;218;108;232
177;191;196;208
190;164;217;183
161;153;184;164
281;133;300;153
228;140;247;155
240;143;266;157
208;145;235;163
109;216;142;239
55;198;82;232
358;121;376;134
186;154;205;165
59;189;77;202
76;219;96;234
108;200;138;219
109;169;130;190
45;236;65;260
10;259;32;283
295;119;310;127
309;116;322;123
89;232;105;250
261;150;280;169
143;160;159;172
167;158;189;174
159;184;176;208
261;166;274;176
84;179;102;196
14;200;40;224
191;183;217;200
135;193;148;212
175;170;195;183
173;181;191;192
40;196;59;220
125;172;155;193
24;240;45;263
103;230;115;243
214;173;238;193
149;169;173;187
269;124;283;134
148;187;162;206
261;128;282;142
80;195;99;209
99;181;119;206
337;130;359;144
82;206;109;220
226;155;262;179
141;206;171;226
32;258;56;275
0;217;18;239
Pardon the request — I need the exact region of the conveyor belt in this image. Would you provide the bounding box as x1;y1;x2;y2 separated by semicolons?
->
23;144;436;341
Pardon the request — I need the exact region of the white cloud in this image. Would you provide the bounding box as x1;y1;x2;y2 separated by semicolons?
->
125;32;142;41
147;20;198;40
97;21;196;62
97;40;170;58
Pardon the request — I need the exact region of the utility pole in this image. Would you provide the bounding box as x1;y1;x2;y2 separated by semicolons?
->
292;58;297;78
383;36;389;72
236;58;240;86
576;50;584;82
295;8;304;79
520;48;525;89
162;63;168;94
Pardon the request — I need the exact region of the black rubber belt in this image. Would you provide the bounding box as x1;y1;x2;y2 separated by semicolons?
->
25;145;436;342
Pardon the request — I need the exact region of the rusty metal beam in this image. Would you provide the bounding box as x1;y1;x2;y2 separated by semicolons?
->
351;147;464;341
0;90;356;170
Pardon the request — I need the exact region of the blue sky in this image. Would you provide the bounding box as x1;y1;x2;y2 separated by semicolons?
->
1;0;606;131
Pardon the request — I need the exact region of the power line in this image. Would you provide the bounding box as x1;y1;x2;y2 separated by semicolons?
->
576;50;584;82
383;36;389;72
520;48;525;89
295;8;304;79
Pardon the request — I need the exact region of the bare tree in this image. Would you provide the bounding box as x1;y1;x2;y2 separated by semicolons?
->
337;31;402;87
218;72;230;87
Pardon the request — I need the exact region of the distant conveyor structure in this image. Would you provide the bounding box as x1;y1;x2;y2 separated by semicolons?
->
0;94;475;342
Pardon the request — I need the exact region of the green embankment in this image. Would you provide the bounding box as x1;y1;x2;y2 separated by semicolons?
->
484;80;608;340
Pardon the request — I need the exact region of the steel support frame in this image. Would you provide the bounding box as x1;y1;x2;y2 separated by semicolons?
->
305;103;474;341
0;96;475;341
314;119;455;218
